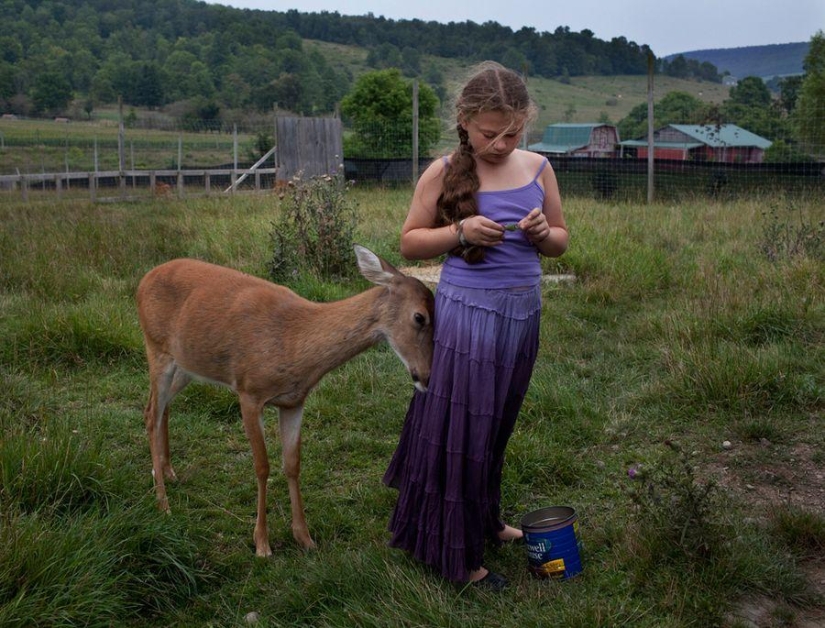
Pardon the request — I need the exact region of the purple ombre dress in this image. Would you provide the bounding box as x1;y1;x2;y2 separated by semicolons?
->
383;158;548;582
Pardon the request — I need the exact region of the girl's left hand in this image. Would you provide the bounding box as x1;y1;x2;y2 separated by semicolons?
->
518;208;550;244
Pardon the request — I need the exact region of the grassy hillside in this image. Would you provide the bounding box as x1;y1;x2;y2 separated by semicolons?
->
306;39;730;142
527;74;729;136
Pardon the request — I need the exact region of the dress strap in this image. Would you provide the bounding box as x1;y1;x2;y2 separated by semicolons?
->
532;157;548;183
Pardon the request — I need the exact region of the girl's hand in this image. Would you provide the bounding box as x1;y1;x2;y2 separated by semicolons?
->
519;207;550;244
461;215;506;247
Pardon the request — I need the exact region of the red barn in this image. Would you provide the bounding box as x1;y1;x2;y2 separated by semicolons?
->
529;123;620;157
620;124;772;163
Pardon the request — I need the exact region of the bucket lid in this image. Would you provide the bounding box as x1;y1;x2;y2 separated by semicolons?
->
521;506;576;530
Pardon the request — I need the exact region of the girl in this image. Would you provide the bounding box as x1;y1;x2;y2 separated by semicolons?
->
383;61;569;590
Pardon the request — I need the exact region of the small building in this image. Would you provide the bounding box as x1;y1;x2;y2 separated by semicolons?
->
529;123;620;157
619;124;772;163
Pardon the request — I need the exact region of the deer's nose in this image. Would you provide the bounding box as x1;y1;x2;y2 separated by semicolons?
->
412;371;429;393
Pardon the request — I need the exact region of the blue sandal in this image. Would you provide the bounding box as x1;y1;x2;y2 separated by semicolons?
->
473;571;509;592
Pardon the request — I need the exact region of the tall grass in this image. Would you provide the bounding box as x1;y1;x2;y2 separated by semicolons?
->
1;190;823;626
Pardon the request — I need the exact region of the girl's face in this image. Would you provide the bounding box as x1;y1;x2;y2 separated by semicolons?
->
461;110;525;164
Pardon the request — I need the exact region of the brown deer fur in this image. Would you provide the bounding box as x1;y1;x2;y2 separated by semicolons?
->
136;245;434;556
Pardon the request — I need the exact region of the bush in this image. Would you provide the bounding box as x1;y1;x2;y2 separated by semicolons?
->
268;171;359;281
759;199;825;262
625;440;722;563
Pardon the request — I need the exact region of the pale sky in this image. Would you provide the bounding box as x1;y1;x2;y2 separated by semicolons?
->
205;0;822;57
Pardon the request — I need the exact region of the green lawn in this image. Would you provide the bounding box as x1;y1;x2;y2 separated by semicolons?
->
1;187;823;627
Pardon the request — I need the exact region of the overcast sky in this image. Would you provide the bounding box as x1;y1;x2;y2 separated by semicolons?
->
205;0;822;57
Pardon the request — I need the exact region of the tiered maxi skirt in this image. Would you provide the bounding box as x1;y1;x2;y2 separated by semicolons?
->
383;280;542;582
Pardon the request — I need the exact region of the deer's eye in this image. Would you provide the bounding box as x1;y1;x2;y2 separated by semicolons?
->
414;312;426;326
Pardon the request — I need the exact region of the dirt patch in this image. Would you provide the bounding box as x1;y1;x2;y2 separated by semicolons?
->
708;440;825;518
400;264;576;287
707;435;825;627
399;265;443;286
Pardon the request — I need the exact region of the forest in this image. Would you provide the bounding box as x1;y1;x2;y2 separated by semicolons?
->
0;0;721;119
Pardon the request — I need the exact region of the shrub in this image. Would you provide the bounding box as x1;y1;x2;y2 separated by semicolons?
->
759;199;825;262
268;171;359;281
625;440;722;563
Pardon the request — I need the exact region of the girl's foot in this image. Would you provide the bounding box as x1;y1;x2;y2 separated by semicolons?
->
469;567;509;591
497;524;524;543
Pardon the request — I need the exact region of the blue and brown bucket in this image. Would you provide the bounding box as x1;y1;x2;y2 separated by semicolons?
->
521;506;583;580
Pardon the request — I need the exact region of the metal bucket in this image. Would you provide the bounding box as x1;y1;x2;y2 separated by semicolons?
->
521;506;583;579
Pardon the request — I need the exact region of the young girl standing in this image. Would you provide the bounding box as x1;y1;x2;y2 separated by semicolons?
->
383;62;569;590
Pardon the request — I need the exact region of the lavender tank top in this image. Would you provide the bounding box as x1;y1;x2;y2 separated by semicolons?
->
440;158;548;289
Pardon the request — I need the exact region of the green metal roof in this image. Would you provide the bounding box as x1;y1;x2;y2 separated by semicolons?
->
619;124;772;149
670;124;772;148
528;123;605;153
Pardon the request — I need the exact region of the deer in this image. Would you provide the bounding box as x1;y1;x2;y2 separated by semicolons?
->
136;245;435;557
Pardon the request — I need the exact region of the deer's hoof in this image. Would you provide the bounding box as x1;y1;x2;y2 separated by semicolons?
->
255;545;273;558
294;533;316;550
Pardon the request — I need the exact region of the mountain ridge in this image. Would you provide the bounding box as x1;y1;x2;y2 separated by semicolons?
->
665;42;808;79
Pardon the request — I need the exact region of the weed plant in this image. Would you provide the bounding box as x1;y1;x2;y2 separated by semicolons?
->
268;172;359;281
0;191;823;627
625;440;721;564
759;198;825;263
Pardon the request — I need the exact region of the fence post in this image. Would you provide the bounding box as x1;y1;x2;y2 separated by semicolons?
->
118;97;126;197
646;52;655;204
232;124;238;195
412;79;419;186
177;135;183;197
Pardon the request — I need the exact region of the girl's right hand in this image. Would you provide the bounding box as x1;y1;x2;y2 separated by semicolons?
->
519;208;550;245
461;215;506;247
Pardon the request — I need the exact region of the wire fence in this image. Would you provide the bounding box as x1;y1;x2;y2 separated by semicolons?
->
1;107;823;202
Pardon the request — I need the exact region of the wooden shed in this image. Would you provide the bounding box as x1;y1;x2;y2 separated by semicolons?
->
619;124;772;163
528;123;619;157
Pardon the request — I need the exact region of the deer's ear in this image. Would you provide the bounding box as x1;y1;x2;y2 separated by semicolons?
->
354;244;399;286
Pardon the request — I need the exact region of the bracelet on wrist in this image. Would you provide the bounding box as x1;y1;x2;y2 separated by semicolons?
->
457;219;468;247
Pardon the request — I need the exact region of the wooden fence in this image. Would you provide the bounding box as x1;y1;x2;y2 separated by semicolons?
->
275;116;343;180
0;115;345;201
0;113;341;201
0;167;278;201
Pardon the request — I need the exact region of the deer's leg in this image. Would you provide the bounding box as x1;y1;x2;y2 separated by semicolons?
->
279;404;314;549
144;352;189;513
144;353;173;512
239;396;272;558
158;367;191;481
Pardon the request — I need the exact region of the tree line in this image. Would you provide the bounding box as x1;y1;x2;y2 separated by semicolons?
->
0;0;720;120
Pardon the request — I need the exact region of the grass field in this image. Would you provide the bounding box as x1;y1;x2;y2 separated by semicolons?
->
1;187;824;627
0;116;254;175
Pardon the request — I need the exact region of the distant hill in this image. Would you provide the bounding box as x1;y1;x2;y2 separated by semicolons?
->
665;42;808;79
